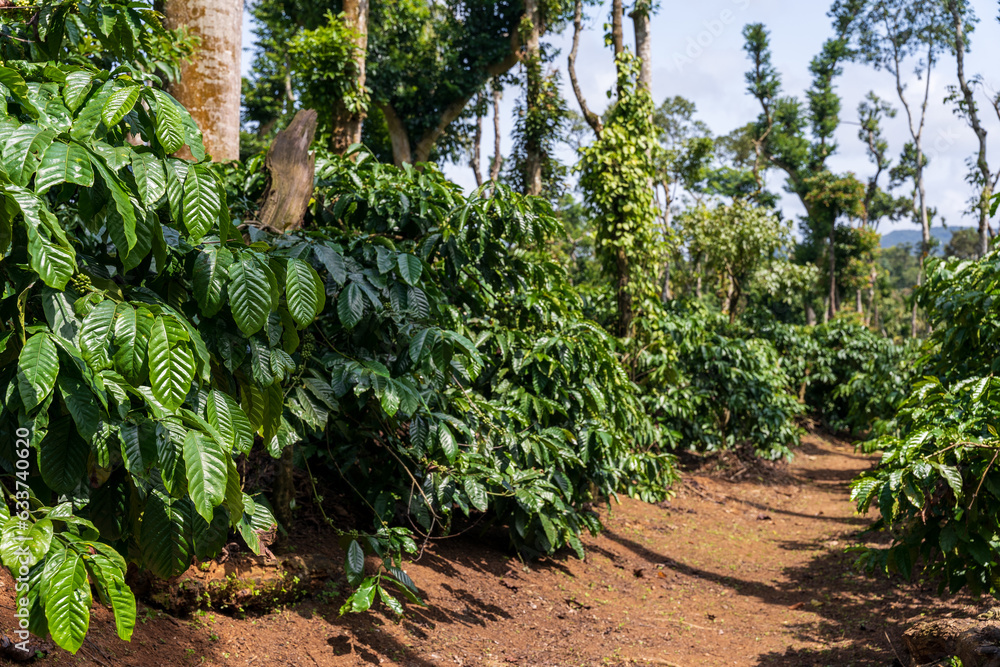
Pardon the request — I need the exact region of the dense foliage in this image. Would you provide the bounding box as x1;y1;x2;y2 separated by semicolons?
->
852;253;1000;595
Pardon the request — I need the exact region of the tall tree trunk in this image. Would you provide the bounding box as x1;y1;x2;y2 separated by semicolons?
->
827;224;837;321
611;0;625;97
569;0;602;136
470;94;484;188
615;248;633;338
490;86;503;183
330;0;370;154
163;0;242;161
630;4;652;92
523;0;543;196
949;1;992;258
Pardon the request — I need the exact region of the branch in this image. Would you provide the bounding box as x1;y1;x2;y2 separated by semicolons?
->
568;0;602;137
378;101;413;166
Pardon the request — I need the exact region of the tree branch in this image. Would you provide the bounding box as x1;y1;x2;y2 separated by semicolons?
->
568;0;602;137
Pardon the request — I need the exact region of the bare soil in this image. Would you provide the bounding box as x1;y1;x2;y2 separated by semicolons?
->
0;432;986;666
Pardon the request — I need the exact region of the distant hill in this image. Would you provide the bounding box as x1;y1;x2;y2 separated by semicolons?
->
880;227;974;255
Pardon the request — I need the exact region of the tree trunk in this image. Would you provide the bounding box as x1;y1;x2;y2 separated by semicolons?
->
615;248;633;338
630;4;652;92
490;87;503;183
470;94;484;188
569;0;602;136
380;102;413;167
523;0;543;196
612;0;625;97
329;0;370;154
805;301;817;326
827;224;837;321
257;110;318;233
163;0;242;161
949;1;992;258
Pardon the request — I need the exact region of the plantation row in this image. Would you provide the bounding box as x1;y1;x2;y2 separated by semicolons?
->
0;0;996;656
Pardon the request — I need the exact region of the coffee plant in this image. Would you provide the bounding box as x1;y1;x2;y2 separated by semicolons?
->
852;253;1000;595
0;2;679;652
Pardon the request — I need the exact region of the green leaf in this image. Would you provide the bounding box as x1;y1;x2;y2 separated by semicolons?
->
34;141;95;194
89;152;137;253
147;315;195;411
113;305;153;385
119;419;159;476
101;84;141;127
346;540;365;579
62;71;93;112
438;424;457;463
183;431;228;522
18;332;59;412
285;258;326;328
0;66;33;111
148;89;185;154
79;299;117;369
44;550;91;653
182;164;220;243
463;479;488;512
130;151;166;207
139;490;192;578
337;283;365;329
87;555;135;641
3;125;56;186
261;381;283;449
193;246;232;317
0;518;53;570
228;253;272;336
314;244;346;284
206;390;253;455
397;253;423;286
57;374;100;442
378;587;405;615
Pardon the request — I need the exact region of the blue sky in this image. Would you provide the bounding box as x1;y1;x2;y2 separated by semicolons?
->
242;1;1000;234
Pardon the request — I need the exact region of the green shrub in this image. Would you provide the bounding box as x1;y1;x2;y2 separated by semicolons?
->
638;306;803;461
0;6;678;652
852;254;1000;595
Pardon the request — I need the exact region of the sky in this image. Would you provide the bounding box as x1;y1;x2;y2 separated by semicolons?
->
242;1;1000;235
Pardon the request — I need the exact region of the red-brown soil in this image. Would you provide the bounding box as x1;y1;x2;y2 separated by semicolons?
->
0;432;985;666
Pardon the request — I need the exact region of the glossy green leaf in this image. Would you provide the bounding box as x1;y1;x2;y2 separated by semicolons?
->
228;253;272;336
182;431;228;522
193;246;232;317
18;332;59;412
206;389;253;455
285;258;326;328
44;550;91;654
147;315;195;411
35;141;95;194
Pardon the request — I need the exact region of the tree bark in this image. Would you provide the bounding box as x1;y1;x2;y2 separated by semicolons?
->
490;87;503;183
470;93;484;187
630;4;652;92
569;0;602;136
330;0;370;154
612;0;625;97
163;0;242;161
949;1;992;258
615;248;633;338
523;0;543;196
257;110;318;233
828;223;837;321
380;102;413;167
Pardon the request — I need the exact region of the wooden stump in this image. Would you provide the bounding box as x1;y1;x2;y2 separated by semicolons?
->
256;109;318;233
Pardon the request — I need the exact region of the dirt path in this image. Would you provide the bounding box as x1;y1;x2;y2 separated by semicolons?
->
1;432;981;666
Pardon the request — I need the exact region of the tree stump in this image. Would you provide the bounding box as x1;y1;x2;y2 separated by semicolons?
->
256;109;318;233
